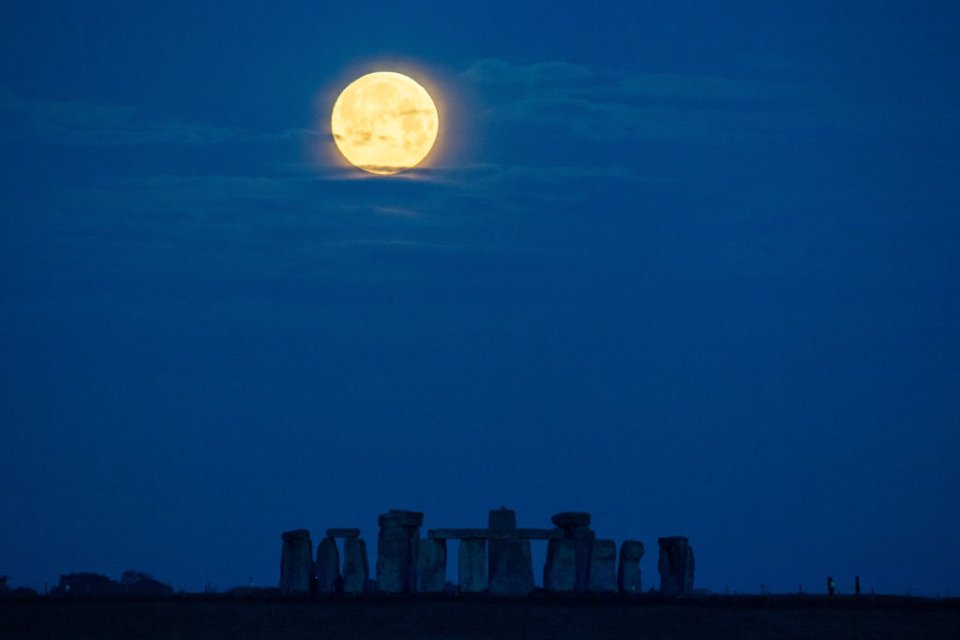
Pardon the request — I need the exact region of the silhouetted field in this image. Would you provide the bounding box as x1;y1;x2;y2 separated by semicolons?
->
2;594;958;639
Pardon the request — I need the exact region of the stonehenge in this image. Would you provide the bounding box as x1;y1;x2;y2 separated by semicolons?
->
279;508;694;597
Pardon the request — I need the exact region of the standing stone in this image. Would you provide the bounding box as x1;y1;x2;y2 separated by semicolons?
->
618;540;644;593
458;538;488;593
279;529;313;594
376;509;424;593
342;538;369;594
587;539;617;592
487;507;534;596
658;536;695;595
315;537;341;593
417;538;447;593
551;512;595;593
543;539;577;592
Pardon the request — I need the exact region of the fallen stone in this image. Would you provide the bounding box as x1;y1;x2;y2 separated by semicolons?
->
618;540;644;593
543;539;576;592
315;537;341;593
279;529;313;594
588;539;617;592
326;528;361;539
658;536;695;595
417;538;447;593
342;538;368;594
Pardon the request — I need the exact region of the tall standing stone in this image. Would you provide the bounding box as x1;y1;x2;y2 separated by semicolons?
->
543;539;576;592
618;540;644;593
342;537;369;594
587;539;617;592
315;537;341;593
417;538;447;593
279;529;313;594
658;536;695;595
551;512;595;593
458;538;488;593
376;509;424;593
487;507;534;596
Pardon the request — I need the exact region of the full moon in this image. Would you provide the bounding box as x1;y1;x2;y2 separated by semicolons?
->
331;71;439;175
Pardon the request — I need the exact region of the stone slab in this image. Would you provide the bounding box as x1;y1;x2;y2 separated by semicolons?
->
618;540;644;593
488;538;534;596
458;538;488;593
428;528;563;541
588;539;617;592
279;529;313;594
315;537;341;593
417;538;447;593
658;536;694;595
342;538;368;594
551;512;592;529
543;539;576;592
326;528;361;539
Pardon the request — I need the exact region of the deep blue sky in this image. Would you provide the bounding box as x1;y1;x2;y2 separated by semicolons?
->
2;1;958;595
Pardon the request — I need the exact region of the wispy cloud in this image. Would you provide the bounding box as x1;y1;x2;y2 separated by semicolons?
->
460;58;895;145
0;92;292;146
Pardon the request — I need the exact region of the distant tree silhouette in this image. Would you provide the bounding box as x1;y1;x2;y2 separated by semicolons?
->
52;573;121;596
0;576;8;594
120;569;171;596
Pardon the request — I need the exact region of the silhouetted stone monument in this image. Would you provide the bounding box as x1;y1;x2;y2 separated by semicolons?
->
618;540;644;593
551;512;595;593
417;538;447;593
658;536;694;595
458;538;488;593
279;529;313;594
544;539;576;592
315;537;341;593
376;509;423;593
487;507;535;596
342;537;369;594
326;528;360;539
588;539;617;592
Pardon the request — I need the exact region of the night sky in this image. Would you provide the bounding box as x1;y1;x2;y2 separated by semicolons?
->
2;1;958;596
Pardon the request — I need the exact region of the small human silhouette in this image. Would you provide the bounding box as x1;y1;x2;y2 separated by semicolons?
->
827;576;836;596
855;576;861;596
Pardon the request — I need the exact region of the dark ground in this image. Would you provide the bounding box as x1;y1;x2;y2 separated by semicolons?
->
2;594;958;639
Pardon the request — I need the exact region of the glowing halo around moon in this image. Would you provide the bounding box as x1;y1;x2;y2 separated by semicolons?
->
331;71;439;175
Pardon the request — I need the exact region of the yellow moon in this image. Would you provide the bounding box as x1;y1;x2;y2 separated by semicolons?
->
331;71;439;175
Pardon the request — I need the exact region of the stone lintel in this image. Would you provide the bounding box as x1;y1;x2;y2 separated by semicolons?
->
427;528;562;540
326;528;361;538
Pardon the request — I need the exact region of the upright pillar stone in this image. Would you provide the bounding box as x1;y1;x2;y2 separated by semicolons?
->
279;529;313;594
587;539;617;592
618;540;644;593
551;512;595;593
543;539;576;592
458;538;488;593
376;509;424;593
342;537;369;594
417;538;447;593
658;536;695;595
315;537;341;593
487;507;534;596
